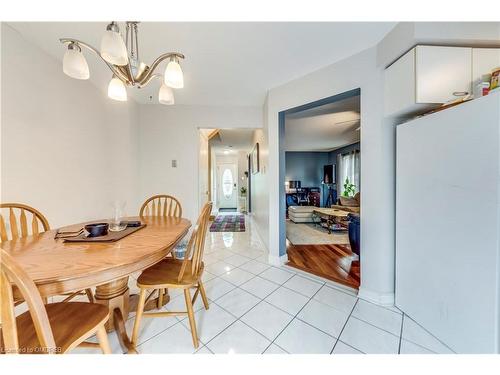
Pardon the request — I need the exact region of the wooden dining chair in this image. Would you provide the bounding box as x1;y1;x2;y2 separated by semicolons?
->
0;203;50;243
139;195;182;218
131;202;212;349
0;203;94;304
0;249;111;354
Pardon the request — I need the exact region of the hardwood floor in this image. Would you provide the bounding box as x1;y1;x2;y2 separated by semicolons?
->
286;240;360;289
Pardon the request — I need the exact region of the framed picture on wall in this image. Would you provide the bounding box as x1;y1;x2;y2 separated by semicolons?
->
251;143;260;174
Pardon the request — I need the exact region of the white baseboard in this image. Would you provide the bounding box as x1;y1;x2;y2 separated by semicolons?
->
268;253;288;266
358;287;395;307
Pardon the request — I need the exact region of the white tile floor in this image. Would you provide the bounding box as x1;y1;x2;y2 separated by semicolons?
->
70;215;455;354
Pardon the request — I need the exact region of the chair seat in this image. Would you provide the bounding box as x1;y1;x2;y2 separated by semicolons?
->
16;302;109;354
137;258;203;289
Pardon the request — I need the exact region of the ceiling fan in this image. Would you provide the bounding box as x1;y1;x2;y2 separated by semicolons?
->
334;118;360;129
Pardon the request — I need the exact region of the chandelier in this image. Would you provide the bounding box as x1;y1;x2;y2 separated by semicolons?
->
60;21;184;104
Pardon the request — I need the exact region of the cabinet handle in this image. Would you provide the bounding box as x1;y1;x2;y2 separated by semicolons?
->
452;91;469;97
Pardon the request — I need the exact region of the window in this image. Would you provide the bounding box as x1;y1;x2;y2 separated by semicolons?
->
222;168;234;198
338;150;360;196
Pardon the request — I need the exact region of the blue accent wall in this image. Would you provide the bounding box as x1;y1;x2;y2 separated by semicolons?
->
285;151;329;206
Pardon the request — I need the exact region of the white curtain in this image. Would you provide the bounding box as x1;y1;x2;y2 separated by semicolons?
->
337;151;360;196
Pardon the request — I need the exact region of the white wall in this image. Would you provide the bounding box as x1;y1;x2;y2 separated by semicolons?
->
250;110;270;250
261;47;397;304
1;24;140;228
198;130;209;211
138;105;262;223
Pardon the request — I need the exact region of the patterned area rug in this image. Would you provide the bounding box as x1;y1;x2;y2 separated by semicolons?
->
286;220;349;245
210;214;246;232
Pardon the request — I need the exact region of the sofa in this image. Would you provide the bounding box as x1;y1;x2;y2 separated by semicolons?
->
331;192;360;214
288;206;316;223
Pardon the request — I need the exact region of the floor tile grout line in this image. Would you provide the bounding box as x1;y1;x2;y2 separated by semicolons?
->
356;297;404;316
262;283;330;354
211;274;344;345
402;313;456;354
195;297;282;353
347;315;403;339
330;297;359;354
398;313;405;354
335;340;366;354
135;319;193;351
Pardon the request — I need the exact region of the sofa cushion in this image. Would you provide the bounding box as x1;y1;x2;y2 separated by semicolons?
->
288;205;316;213
289;216;314;223
289;212;314;219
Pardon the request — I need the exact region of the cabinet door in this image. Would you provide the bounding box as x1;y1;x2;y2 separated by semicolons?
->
384;48;416;116
472;48;500;86
416;46;472;104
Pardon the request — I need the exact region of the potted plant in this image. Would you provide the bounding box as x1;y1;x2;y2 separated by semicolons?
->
342;177;356;197
240;187;247;197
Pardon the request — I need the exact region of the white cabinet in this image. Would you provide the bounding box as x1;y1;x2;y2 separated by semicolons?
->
472;48;500;85
415;46;471;103
385;45;473;117
384;48;417;117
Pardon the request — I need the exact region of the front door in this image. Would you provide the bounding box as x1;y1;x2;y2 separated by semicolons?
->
217;163;238;209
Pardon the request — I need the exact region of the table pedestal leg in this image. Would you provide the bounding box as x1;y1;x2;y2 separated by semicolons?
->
95;277;170;354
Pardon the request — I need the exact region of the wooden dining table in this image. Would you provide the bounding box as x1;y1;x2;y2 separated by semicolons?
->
1;215;191;354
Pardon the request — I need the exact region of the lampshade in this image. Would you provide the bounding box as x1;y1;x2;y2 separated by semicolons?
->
63;45;89;80
100;27;128;66
107;77;127;101
158;83;175;105
164;58;184;88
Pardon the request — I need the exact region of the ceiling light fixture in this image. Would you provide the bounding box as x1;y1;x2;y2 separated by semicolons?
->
60;21;185;104
158;83;174;105
62;42;90;80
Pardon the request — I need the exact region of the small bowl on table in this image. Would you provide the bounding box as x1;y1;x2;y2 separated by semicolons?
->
84;223;109;237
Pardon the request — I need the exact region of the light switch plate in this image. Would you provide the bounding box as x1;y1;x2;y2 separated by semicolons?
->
172;160;177;168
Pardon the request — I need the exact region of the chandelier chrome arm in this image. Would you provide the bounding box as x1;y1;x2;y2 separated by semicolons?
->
60;38;184;87
135;52;185;86
59;38;132;84
137;73;163;88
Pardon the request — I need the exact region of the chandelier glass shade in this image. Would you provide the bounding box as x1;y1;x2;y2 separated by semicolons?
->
158;83;174;105
108;76;128;101
100;23;129;66
60;21;185;104
63;43;90;80
164;57;184;89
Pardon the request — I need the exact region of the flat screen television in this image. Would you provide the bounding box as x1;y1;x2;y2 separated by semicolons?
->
323;165;335;185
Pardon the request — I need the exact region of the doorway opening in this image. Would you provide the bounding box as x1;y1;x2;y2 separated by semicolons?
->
198;128;255;218
280;89;361;289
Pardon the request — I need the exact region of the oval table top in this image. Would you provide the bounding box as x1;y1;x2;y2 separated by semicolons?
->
1;216;191;297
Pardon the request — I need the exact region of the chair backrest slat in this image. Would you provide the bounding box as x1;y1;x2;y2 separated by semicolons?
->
20;209;28;237
177;202;212;282
9;208;18;240
0;203;50;243
0;214;7;242
1;249;56;354
139;195;183;219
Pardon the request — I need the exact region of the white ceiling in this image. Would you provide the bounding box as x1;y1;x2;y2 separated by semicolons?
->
8;22;395;106
210;129;255;155
285;95;360;152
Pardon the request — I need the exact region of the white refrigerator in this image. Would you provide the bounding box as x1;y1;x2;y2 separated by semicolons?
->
396;91;500;353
